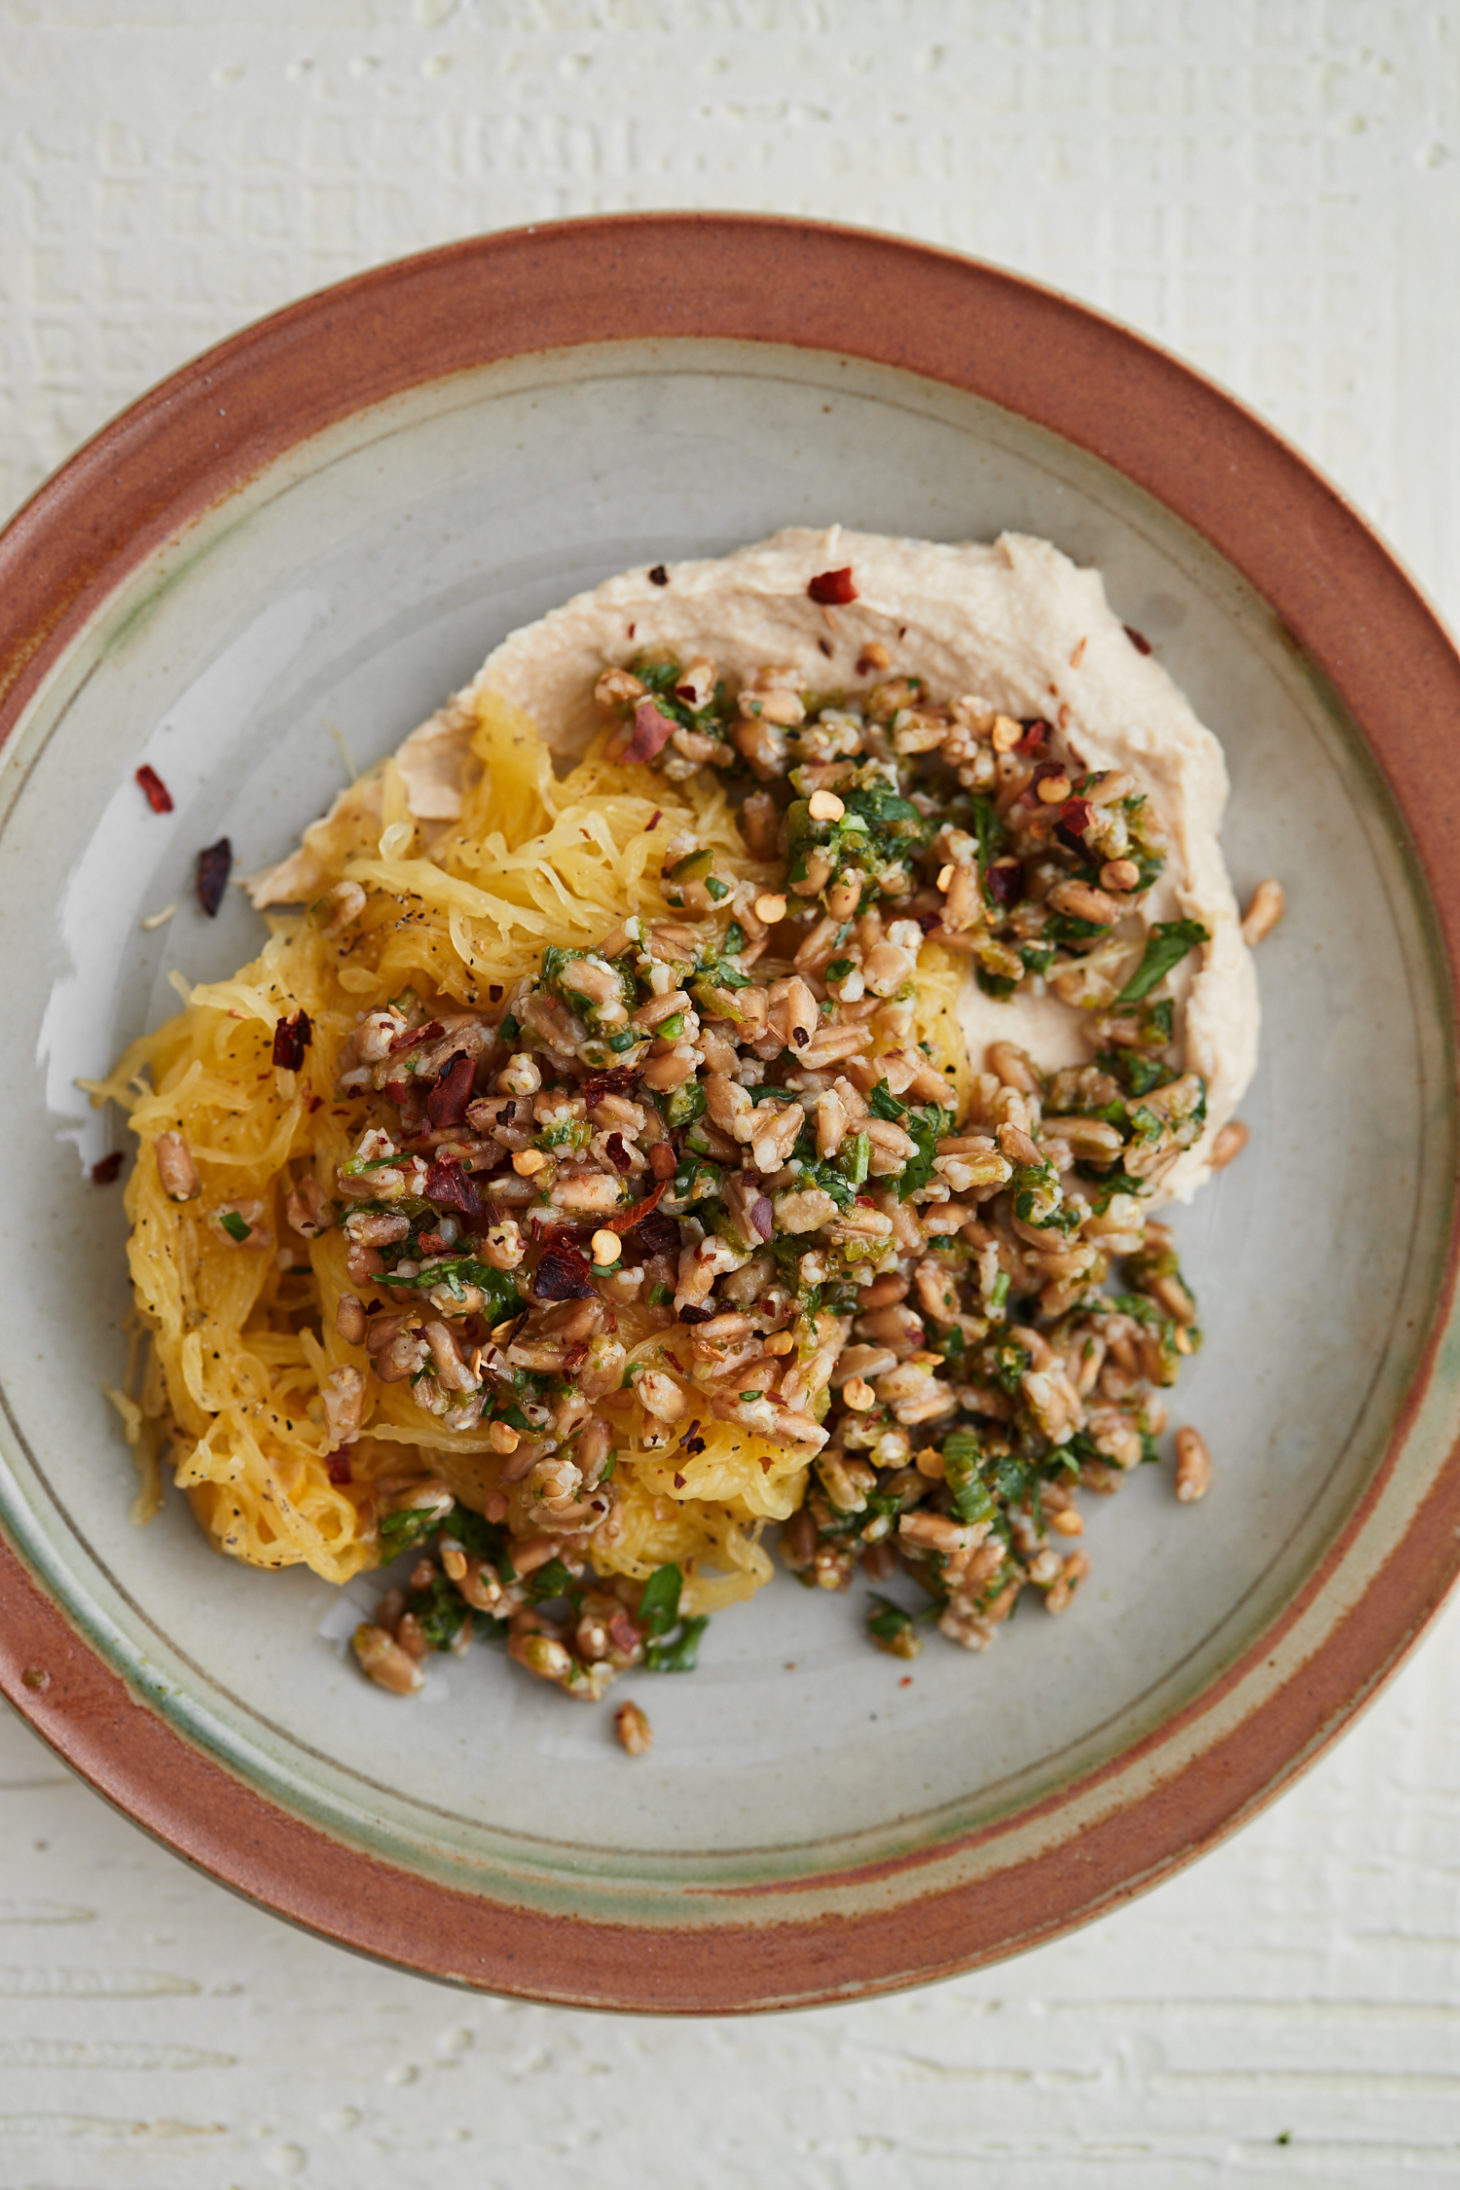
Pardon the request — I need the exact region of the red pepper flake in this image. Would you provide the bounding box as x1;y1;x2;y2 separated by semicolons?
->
425;1050;475;1129
326;1451;353;1485
1059;797;1094;838
381;1078;411;1107
488;984;503;1003
899;1675;914;1688
582;1064;640;1109
604;1131;633;1174
620;698;677;765
134;763;174;814
531;1240;597;1302
423;1155;482;1219
1124;624;1153;654
1016;718;1052;754
648;564;670;586
417;1230;450;1256
90;1151;124;1185
817;636;833;659
985;857;1023;906
636;1212;681;1259
195;837;232;917
678;1418;703;1449
304;1091;322;1112
646;808;662;831
604;1179;669;1235
807;566;858;605
673;1472;686;1488
389;1017;442;1056
271;1009;312;1070
678;1302;714;1325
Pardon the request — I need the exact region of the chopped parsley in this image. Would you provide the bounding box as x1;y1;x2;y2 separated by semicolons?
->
897;1104;951;1200
866;1595;921;1657
638;1562;711;1672
1115;919;1209;1003
378;1506;439;1560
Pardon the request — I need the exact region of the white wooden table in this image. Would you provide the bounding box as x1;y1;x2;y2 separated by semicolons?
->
3;6;1458;2183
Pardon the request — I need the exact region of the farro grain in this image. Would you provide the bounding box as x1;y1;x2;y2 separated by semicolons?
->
1175;1426;1212;1502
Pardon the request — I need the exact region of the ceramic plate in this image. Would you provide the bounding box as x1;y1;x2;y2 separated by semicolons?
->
2;218;1458;2011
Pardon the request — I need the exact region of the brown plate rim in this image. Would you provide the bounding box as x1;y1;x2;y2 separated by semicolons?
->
2;212;1459;2012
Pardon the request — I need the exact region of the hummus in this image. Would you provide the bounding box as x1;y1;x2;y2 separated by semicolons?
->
251;526;1258;1205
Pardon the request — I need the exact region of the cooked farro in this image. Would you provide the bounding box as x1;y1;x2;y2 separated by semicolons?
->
341;638;1260;1717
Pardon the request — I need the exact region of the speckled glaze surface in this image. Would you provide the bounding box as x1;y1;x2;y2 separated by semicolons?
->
0;217;1458;2012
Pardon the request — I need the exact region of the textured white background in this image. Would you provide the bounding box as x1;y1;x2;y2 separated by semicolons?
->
3;4;1459;2185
